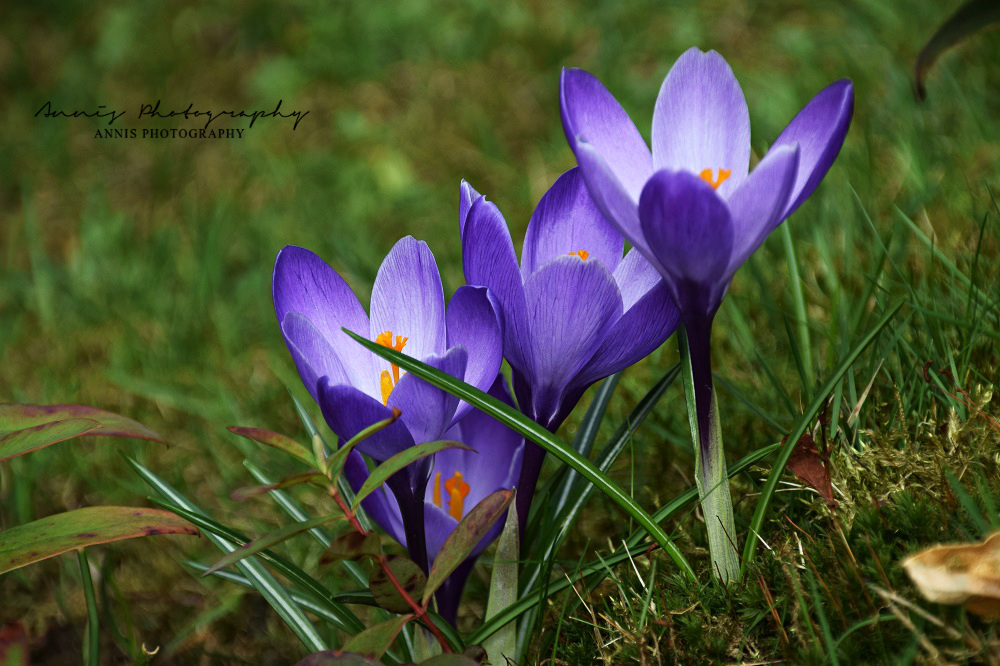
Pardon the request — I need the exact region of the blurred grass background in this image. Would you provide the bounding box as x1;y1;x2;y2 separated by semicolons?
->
1;0;998;662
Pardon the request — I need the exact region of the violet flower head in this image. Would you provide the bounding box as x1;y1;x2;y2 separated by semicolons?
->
345;376;523;624
460;168;680;524
272;237;504;571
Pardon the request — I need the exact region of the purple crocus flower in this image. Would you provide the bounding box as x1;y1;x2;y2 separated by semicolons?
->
561;47;853;579
344;376;523;624
272;237;505;572
460;168;680;527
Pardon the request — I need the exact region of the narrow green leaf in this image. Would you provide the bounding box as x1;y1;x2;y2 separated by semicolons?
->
352;440;471;511
344;328;695;581
203;513;345;576
78;549;100;666
125;457;335;650
741;301;904;571
483;504;519;666
0;403;162;441
0;418;101;463
227;426;314;466
370;556;426;614
230;472;328;501
0;506;198;574
423;489;515;605
781;224;815;390
342;615;412;659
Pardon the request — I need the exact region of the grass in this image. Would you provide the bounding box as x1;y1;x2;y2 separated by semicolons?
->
1;0;999;663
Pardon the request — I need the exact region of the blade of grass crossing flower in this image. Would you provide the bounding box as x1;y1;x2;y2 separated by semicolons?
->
344;328;695;581
352;440;471;511
741;301;904;572
124;457;340;648
781;224;815;390
78;549;99;666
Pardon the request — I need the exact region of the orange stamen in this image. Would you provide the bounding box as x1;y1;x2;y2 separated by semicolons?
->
568;249;590;261
443;471;470;521
433;472;442;508
699;168;731;190
375;330;408;403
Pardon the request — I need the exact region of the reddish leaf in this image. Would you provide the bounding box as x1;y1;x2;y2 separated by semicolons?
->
228;426;313;465
786;433;836;508
0;419;101;463
230;472;328;501
0;506;199;574
370;555;425;614
342;614;412;659
0;403;161;440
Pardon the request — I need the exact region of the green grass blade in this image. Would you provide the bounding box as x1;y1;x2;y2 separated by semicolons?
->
741;301;904;571
781;224;815;390
343;328;695;581
78;549;100;666
203;513;345;576
125;457;340;649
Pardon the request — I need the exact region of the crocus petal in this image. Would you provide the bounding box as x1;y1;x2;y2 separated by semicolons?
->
318;380;416;461
446;286;503;423
612;247;666;312
387;347;468;445
459;180;482;236
639;170;735;290
343;449;405;546
369;236;447;382
522;256;623;424
461;197;533;376
770;79;854;219
725;143;800;276
651;47;751;199
273;245;375;396
560;68;654;201
280;313;351;403
574;279;679;388
521;167;624;277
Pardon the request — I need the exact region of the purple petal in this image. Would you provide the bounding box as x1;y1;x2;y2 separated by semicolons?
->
639;170;734;288
521;167;624;278
273;246;374;396
280;313;352;403
459;180;482;236
317;380;416;461
560;68;653;201
343;449;405;545
575;279;679;388
446;286;503;423
522;256;623;424
369;236;447;383
652;47;751;199
770;79;854;219
726;144;800;276
387;347;468;445
612;247;666;311
461;197;533;376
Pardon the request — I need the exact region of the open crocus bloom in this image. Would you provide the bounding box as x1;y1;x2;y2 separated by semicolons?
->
344;377;523;624
561;46;853;580
272;237;503;571
460;167;680;525
560;46;853;320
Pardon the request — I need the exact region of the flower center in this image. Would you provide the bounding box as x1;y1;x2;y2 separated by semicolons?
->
375;330;408;405
568;249;590;261
433;470;471;521
699;168;731;190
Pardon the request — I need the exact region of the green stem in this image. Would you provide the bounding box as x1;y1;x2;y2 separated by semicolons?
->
678;326;740;582
781;224;815;390
78;548;100;666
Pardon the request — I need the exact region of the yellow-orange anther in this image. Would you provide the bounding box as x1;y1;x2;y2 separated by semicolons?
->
375;330;408;404
568;249;590;261
433;472;442;507
442;471;470;520
699;168;731;190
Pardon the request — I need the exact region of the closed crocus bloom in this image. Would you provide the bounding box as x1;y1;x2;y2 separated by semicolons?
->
460;168;680;526
561;47;853;580
344;377;523;624
272;237;503;571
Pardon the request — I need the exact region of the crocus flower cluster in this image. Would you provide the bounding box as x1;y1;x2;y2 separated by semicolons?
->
273;237;522;616
460;168;679;524
560;46;853;578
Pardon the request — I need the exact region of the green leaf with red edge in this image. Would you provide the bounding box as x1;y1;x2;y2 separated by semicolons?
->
0;506;199;574
227;426;314;466
0;403;163;463
422;489;515;605
341;614;412;659
202;513;345;576
351;440;472;511
369;555;426;613
230;472;328;501
295;653;381;666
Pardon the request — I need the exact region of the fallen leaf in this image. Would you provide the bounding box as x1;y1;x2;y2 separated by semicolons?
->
786;433;836;507
902;530;1000;618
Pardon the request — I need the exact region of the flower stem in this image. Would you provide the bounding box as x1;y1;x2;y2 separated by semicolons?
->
678;323;740;582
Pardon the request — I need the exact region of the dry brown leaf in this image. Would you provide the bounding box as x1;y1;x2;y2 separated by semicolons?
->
786;433;836;508
902;530;1000;618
